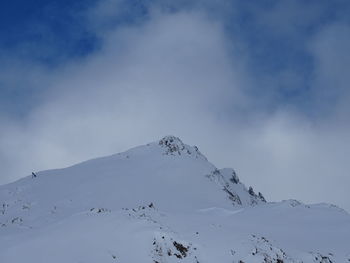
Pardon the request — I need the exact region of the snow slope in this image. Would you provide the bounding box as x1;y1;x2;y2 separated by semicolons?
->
0;136;349;263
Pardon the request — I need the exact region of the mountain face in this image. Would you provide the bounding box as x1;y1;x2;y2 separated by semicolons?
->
0;135;349;263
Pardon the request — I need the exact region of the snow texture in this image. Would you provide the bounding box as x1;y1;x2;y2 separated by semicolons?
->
0;135;349;262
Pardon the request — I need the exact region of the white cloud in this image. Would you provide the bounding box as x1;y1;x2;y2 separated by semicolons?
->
0;1;350;212
0;10;244;180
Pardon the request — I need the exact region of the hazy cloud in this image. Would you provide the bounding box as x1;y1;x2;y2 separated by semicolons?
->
0;0;350;211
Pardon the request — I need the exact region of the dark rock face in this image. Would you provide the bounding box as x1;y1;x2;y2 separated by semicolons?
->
159;136;186;155
158;135;204;159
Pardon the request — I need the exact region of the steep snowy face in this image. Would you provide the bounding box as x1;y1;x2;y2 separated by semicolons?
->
156;136;264;205
209;168;266;206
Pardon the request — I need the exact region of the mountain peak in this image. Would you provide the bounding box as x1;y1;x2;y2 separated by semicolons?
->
1;136;349;262
158;135;205;159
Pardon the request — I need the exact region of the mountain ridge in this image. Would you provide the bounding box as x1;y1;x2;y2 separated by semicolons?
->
0;135;349;263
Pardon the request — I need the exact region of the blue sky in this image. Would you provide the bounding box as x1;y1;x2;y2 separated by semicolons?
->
1;0;348;117
1;0;350;211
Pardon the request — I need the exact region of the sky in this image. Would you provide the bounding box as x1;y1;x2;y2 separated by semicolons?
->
1;0;350;211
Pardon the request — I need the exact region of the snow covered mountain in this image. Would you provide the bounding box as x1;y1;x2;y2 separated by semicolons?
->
0;135;349;263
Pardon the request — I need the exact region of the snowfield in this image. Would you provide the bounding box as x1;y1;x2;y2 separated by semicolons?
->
0;136;349;263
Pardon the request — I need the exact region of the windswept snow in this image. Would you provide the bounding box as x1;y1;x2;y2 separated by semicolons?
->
0;136;349;263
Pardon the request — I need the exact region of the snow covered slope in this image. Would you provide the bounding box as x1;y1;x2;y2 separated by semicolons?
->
0;136;349;263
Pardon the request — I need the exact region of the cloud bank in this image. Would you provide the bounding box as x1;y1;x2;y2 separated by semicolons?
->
0;0;350;211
